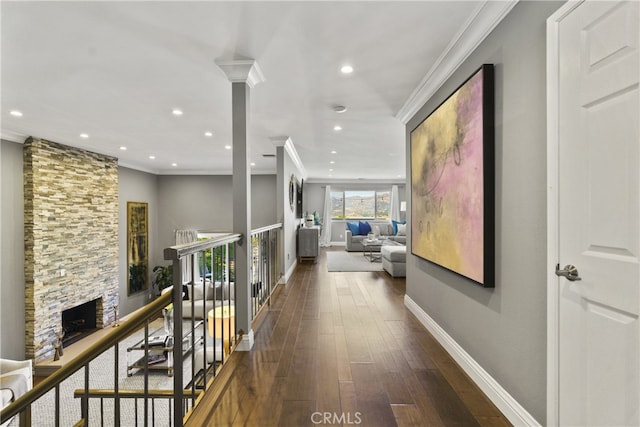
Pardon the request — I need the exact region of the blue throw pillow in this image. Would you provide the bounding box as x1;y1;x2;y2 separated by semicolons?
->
392;220;406;235
359;221;372;236
346;222;360;235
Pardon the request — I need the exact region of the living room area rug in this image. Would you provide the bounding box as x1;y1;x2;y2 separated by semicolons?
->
326;251;383;272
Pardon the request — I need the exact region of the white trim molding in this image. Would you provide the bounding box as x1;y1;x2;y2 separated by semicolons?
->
545;2;584;426
404;295;541;427
0;130;27;143
236;328;254;351
395;0;518;124
270;136;307;179
285;258;297;283
215;59;266;88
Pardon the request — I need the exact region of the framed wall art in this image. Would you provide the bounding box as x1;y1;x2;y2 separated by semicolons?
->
127;201;149;295
410;64;495;287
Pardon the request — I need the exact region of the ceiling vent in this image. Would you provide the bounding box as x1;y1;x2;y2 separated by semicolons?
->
262;154;276;158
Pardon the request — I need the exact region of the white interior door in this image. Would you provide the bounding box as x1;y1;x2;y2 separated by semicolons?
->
552;1;640;425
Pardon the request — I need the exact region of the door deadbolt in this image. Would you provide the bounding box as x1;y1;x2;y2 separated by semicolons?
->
555;264;582;281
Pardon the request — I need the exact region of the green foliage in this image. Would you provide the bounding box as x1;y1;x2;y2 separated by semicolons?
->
152;264;173;290
129;263;148;293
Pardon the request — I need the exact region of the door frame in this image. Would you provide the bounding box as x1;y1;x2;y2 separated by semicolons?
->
546;1;586;426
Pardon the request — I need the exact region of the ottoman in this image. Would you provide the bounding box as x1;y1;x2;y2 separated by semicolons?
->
381;245;406;277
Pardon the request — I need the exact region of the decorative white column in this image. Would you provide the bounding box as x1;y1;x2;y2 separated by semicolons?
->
215;59;265;351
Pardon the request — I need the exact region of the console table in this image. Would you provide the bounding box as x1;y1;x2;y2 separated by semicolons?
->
298;226;320;263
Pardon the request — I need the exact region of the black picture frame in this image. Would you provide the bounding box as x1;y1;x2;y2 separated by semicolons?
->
409;64;495;287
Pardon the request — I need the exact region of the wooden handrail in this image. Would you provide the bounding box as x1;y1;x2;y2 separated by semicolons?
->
1;292;171;423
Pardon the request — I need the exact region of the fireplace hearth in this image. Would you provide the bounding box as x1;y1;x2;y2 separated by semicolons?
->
61;299;99;347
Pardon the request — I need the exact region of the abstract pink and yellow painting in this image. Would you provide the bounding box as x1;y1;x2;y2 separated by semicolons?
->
410;65;494;286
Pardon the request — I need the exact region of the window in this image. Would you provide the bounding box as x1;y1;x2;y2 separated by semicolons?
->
330;192;344;219
376;191;390;219
331;190;391;220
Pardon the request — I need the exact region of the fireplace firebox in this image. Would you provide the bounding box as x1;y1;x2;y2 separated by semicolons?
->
61;299;99;347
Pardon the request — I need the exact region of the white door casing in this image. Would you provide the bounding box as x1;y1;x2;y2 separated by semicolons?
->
548;1;640;426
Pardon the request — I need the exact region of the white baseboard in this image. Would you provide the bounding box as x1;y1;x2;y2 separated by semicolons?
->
236;328;254;351
285;260;297;282
404;295;541;427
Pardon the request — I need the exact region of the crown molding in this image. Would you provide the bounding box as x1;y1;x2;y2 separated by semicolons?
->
214;59;266;88
117;160;159;175
304;178;406;185
395;0;518;124
270;136;307;179
0;130;28;143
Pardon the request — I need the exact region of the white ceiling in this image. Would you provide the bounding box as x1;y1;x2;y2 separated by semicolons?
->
1;1;512;181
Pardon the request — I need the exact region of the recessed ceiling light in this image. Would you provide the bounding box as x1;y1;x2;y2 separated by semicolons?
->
341;65;354;74
204;131;213;137
224;145;232;150
333;125;342;131
9;110;23;117
329;169;334;172
171;163;178;167
149;155;156;160
172;109;183;116
250;162;256;167
333;105;347;113
331;150;337;154
329;161;335;164
328;174;333;178
120;146;127;151
79;133;89;139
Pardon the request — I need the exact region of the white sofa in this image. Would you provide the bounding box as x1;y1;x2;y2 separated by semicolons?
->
345;221;407;252
163;281;235;319
381;245;407;277
0;359;33;426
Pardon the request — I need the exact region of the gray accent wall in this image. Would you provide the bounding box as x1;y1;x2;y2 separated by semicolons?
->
405;1;562;422
118;167;159;316
279;148;304;276
1;140;25;359
156;175;277;258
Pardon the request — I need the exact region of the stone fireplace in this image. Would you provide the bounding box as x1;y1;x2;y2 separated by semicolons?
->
61;298;100;347
23;138;119;361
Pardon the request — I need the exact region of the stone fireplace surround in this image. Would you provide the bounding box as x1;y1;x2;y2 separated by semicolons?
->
23;138;119;361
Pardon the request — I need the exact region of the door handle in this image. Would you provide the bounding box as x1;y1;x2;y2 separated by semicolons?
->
555;264;582;281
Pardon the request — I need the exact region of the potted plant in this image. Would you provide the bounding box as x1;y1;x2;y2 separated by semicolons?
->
152;264;173;295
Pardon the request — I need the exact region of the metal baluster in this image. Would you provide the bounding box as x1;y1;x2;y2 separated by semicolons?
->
100;398;104;427
83;364;90;426
143;321;149;427
55;384;60;427
134;399;138;427
114;342;120;427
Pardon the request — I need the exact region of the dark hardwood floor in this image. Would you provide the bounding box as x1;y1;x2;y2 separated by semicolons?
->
188;247;511;426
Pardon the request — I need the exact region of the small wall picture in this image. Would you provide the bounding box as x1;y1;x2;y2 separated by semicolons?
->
127;201;149;295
